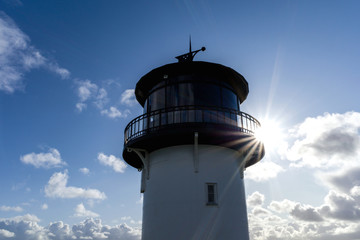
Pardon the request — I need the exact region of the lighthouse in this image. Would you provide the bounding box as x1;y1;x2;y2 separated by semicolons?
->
122;46;264;240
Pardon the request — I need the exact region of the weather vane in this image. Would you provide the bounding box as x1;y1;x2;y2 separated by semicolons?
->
175;37;206;62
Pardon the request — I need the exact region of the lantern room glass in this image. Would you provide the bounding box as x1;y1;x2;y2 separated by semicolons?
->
144;81;240;113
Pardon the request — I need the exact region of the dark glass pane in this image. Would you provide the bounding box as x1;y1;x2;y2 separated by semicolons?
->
222;87;238;110
208;185;214;194
143;115;148;130
166;84;179;108
174;110;181;123
195;110;203;122
147;93;153;112
178;83;194;106
149;88;165;111
187;110;195;122
195;83;221;107
208;194;215;203
143;99;148;113
167;112;173;124
160;110;167;126
209;110;218;123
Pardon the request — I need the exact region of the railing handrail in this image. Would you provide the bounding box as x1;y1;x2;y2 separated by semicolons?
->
124;105;260;143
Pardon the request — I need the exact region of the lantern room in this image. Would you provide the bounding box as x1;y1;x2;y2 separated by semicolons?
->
123;60;264;169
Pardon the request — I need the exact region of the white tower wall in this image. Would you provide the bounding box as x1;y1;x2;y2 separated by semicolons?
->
141;144;249;240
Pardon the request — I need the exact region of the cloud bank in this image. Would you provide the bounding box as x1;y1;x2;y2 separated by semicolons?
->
0;215;140;240
247;165;360;240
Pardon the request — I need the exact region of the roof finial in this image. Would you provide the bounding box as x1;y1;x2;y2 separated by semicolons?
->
175;36;206;62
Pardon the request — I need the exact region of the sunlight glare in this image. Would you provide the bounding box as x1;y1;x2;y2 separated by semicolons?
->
255;118;284;152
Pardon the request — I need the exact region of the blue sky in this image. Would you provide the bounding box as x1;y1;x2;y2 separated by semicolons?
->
1;0;360;239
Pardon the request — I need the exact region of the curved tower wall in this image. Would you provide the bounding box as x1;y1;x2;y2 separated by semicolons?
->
142;145;249;240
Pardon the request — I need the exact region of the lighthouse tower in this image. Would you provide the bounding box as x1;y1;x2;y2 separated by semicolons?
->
123;46;264;240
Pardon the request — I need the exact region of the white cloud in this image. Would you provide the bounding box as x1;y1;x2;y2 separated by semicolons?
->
247;191;265;208
2;214;40;223
98;153;127;173
75;80;110;113
350;186;360;197
316;167;360;221
0;215;141;240
79;167;90;175
269;199;297;213
321;167;360;194
319;190;360;221
284;112;360;168
72;218;140;240
251;206;271;216
76;102;87;112
41;204;48;210
44;170;106;200
101;106;130;119
0;214;44;240
20;148;66;169
0;13;70;93
77;80;98;102
21;48;46;69
0;229;15;238
47;221;72;239
0;205;23;212
290;203;324;222
48;62;70;79
95;88;108;109
121;89;137;106
130;220;142;225
245;161;284;182
119;216;142;226
74;203;99;218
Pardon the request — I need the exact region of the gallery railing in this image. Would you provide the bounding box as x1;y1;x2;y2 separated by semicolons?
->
124;105;261;144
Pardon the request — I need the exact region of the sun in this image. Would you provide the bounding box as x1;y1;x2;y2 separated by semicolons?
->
255;118;285;152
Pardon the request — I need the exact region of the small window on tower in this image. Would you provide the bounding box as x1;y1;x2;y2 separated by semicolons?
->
206;183;218;205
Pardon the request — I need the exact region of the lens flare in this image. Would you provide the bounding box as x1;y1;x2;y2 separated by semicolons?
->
255;119;284;152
